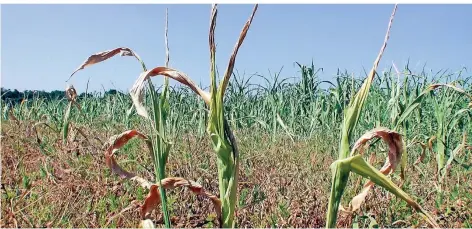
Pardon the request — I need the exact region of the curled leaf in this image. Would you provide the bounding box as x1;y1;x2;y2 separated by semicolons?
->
276;113;295;142
101;130;222;225
395;83;471;130
104;130;153;188
65;84;81;110
130;67;211;118
67;47;145;82
350;127;405;175
140;177;222;221
65;84;77;101
348;127;406;212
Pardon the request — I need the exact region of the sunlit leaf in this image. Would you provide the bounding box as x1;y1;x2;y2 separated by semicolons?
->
67;47;145;82
130;67;211;118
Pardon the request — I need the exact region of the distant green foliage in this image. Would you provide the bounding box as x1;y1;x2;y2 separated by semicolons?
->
0;87;126;105
2;64;471;143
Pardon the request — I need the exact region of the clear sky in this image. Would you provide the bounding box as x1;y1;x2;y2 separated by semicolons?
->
1;4;471;93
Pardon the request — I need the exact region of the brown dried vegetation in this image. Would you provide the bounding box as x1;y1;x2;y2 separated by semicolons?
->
2;121;471;228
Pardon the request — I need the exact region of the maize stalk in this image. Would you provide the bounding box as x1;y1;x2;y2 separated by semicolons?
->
325;4;439;228
128;4;258;227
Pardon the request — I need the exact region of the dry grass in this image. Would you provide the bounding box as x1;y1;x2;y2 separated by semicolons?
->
2;121;471;228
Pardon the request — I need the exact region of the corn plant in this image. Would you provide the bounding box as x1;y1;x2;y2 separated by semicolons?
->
388;79;472;184
62;85;81;144
325;5;440;228
129;4;258;227
427;83;472;180
65;10;176;227
364;63;471;163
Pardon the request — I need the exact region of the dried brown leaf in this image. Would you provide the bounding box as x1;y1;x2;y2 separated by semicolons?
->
348;127;406;212
140;177;222;221
351;127;404;173
130;67;210;118
141;185;160;219
67;47;143;81
104;130;153;188
65;85;77;101
102;130;222;226
428;136;436;151
219;4;258;96
65;85;81;110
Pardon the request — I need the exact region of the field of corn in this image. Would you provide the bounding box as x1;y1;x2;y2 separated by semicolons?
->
1;4;472;229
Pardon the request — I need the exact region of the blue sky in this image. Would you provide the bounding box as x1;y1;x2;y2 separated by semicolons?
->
1;4;471;93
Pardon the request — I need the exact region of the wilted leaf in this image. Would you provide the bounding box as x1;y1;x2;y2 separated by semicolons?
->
104;130;153;188
28;121;57;144
140;177;222;221
350;127;405;176
130;67;211;118
219;4;258;97
65;84;77;101
62;85;81;144
65;84;81;110
413;141;427;165
347;127;406;212
106;200;141;227
67;47;145;82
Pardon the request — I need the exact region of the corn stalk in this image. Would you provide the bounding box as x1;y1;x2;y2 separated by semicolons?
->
66;40;173;226
325;5;439;228
129;5;258;227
